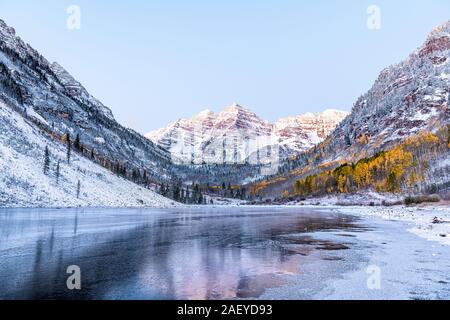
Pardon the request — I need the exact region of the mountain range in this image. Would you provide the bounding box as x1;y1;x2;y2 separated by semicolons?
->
146;104;349;164
0;18;448;207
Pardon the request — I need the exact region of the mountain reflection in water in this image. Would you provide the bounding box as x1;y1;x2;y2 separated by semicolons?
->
0;207;366;300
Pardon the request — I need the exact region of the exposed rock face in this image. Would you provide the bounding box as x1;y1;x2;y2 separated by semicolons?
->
420;36;450;58
420;21;450;58
251;21;450;198
275;109;350;153
146;104;349;165
332;21;450;157
50;62;115;120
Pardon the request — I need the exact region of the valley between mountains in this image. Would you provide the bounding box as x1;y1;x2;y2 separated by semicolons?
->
0;18;448;209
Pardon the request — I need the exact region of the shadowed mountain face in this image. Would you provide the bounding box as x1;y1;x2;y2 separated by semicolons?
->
0;19;176;184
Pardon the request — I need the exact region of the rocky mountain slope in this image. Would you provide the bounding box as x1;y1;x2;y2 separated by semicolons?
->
274;109;350;154
251;21;450;199
0;19;178;183
0;101;176;207
146;103;348;164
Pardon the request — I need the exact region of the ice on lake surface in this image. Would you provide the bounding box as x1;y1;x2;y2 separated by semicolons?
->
0;207;449;300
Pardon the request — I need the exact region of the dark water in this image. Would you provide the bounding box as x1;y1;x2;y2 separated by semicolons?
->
0;207;366;300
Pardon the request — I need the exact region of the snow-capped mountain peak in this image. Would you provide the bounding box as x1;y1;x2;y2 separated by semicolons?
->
213;103;272;134
146;104;349;163
224;102;245;111
428;20;450;38
274;109;350;151
195;109;215;118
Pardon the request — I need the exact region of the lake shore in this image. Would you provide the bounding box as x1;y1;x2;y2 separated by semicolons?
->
332;202;450;246
1;205;450;299
259;205;450;300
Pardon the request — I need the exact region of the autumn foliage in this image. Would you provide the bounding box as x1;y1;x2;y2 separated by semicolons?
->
294;127;449;196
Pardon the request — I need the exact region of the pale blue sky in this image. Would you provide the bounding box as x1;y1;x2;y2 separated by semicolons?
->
0;0;449;133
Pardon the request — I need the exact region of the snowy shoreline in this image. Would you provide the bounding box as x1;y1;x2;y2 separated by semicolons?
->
2;199;449;248
331;203;450;246
200;198;450;247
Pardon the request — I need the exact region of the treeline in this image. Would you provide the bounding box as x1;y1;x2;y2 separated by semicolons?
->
181;163;262;187
292;126;449;197
40;130;187;202
159;183;208;205
158;182;250;205
206;183;249;200
0;61;25;105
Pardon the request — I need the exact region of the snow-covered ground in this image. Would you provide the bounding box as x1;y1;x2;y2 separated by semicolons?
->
334;203;450;246
296;191;404;206
0;102;176;208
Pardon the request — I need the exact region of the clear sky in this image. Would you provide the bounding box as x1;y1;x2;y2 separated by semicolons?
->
0;0;449;133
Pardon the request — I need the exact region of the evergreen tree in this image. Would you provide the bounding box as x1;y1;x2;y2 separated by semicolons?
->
76;180;81;199
56;160;60;184
43;146;50;175
66;133;71;164
185;188;190;204
74;133;81;151
132;169;140;182
143;170;147;184
241;188;247;200
160;183;166;196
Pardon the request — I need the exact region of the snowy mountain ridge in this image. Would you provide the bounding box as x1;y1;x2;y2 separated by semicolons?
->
252;21;450;198
49;62;115;121
0;18;184;207
0;18;178;184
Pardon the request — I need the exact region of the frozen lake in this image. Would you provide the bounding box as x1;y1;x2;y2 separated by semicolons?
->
0;206;449;300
